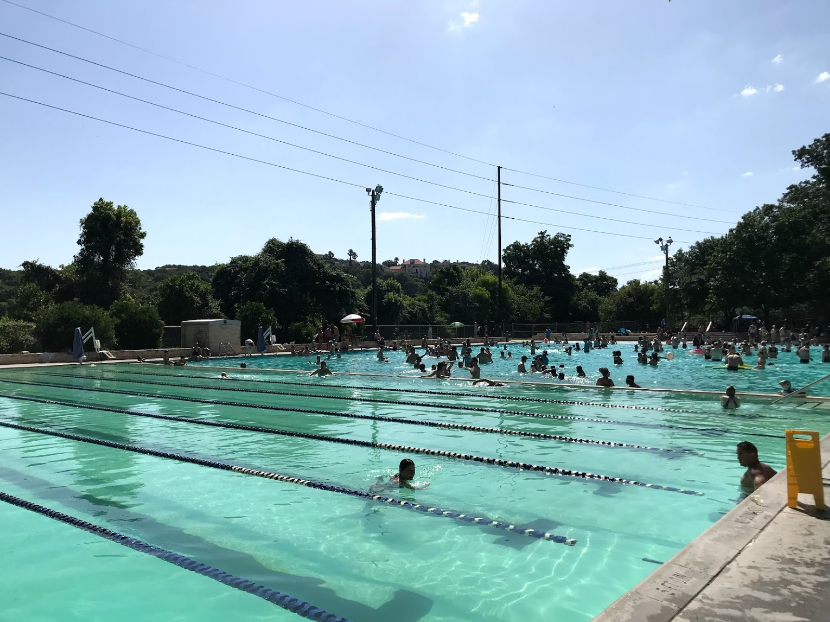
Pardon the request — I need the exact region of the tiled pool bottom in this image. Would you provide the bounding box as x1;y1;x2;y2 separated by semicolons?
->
0;363;827;621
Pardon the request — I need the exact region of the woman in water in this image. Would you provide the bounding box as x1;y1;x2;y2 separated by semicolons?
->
721;385;741;409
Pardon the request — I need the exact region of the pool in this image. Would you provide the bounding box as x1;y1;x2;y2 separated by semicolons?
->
0;354;828;621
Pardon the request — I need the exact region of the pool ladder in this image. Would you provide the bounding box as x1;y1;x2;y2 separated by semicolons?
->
218;342;237;356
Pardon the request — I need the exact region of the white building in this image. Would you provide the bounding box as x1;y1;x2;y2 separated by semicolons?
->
388;258;431;278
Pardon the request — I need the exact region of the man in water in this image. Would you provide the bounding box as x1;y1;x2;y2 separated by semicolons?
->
625;375;641;388
596;367;614;387
308;361;334;377
797;343;811;364
721;385;740;409
473;378;504;387
823;344;830;363
517;356;528;373
725;348;744;371
737;441;777;491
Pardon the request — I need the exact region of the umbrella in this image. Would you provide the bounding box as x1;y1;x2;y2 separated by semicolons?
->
257;326;267;353
733;314;758;320
341;314;365;324
448;322;464;328
72;327;85;361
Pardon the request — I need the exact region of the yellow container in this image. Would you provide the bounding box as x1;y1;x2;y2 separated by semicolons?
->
785;430;825;511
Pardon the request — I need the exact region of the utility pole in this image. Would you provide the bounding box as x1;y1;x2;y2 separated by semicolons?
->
367;185;383;336
497;166;503;336
654;236;673;329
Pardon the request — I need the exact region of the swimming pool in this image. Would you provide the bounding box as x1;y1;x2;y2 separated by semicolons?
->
0;356;827;621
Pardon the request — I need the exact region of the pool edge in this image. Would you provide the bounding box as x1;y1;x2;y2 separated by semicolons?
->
593;430;830;622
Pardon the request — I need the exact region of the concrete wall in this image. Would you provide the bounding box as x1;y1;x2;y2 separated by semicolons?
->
0;348;191;366
181;320;241;355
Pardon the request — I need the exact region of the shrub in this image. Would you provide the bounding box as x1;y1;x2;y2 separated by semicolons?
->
35;301;115;352
110;299;164;350
236;301;278;345
0;317;37;354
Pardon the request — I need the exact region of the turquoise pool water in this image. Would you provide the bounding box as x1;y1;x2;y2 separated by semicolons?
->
0;357;827;621
192;342;830;395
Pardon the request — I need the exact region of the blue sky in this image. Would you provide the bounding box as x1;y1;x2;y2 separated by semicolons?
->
1;0;828;283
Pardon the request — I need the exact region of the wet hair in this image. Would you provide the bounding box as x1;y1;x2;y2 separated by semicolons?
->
625;375;635;382
737;441;757;454
399;458;415;472
558;373;565;380
240;363;247;368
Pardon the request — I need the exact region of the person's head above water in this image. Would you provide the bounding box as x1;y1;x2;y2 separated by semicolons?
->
598;367;610;377
725;385;736;397
398;458;416;481
736;441;759;467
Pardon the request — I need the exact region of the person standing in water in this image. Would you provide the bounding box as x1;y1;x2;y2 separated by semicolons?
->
721;385;740;409
736;441;777;491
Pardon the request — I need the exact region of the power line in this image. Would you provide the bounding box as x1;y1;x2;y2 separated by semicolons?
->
502;182;737;222
0;90;693;243
601;259;663;271
0;2;724;212
0;32;494;184
0;53;725;237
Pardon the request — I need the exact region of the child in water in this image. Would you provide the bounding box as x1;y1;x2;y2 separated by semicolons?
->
375;459;430;490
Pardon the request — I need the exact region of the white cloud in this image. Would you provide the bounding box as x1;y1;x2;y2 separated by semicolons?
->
448;11;479;31
771;54;783;64
682;171;688;175
816;71;830;83
793;166;801;172
765;83;785;93
378;211;426;221
667;183;676;189
741;172;754;177
740;85;758;97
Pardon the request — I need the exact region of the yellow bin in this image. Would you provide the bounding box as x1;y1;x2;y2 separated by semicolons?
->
785;430;825;511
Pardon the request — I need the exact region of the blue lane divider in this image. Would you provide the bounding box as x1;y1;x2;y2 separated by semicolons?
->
38;367;739;416
18;375;695;455
0;391;704;496
0;489;352;621
0;417;576;545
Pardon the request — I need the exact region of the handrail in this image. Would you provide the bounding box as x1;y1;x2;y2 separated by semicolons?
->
771;373;830;405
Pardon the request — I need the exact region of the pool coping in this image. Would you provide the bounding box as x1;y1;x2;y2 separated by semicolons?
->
593;431;830;622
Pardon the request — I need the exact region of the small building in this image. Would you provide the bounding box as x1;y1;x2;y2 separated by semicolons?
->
388;258;431;278
181;319;241;354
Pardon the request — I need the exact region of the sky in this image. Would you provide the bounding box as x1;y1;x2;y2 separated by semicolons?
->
0;0;828;283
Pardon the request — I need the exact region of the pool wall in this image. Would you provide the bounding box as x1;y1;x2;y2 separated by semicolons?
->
594;431;830;621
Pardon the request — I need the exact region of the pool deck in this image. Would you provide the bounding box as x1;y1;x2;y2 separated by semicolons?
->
594;431;830;622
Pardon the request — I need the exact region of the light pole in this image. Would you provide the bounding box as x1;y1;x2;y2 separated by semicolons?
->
367;184;383;336
654;236;673;329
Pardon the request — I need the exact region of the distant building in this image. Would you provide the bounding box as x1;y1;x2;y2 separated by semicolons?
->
388;258;431;278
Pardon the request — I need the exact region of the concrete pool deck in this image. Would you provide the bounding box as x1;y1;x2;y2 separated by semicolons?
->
595;431;830;622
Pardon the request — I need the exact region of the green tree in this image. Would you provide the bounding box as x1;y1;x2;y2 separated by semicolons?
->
576;271;618;297
110;298;164;349
156;272;221;325
236;301;278;343
600;280;661;323
74;198;146;307
35;301;115;352
347;249;358;266
503;231;575;320
7;283;53;322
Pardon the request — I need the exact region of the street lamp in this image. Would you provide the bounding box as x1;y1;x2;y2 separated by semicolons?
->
367;185;383;336
654;236;673;329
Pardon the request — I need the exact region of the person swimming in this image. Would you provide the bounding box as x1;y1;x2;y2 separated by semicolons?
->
721;385;740;409
308;361;334;377
596;367;614;387
576;365;586;377
390;458;430;490
473;378;504;387
625;375;640;388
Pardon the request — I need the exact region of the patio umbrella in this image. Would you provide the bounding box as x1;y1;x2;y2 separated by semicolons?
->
448;322;464;328
72;327;85;361
341;314;365;324
257;326;267;353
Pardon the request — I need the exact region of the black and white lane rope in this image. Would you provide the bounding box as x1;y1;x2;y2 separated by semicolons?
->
0;490;352;621
0;419;576;545
0;390;705;495
17;375;696;454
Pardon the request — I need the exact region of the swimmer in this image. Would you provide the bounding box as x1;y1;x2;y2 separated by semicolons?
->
797;344;811;364
823;344;830;363
575;365;586;377
391;458;430;490
162;350;171;366
507;351;513;358
720;385;740;409
308;361;334;377
777;379;806;397
465;358;481;379
517;356;528;373
596;367;614;387
174;356;187;367
625;375;640;388
240;363;247;369
725;348;744;371
737;441;777;492
220;372;229;379
613;351;623;365
473;378;504;387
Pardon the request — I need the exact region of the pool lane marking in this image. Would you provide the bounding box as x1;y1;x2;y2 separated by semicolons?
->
0;391;705;496
20;374;696;455
21;371;770;437
0;418;577;546
0;490;353;621
25;368;750;417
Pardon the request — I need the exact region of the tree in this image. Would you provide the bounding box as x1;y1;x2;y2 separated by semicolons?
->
503;231;575;320
156;272;221;325
74;198;146;307
0;317;36;354
347;249;358;266
110;298;164;349
576;271;618;298
34;301;115;352
600;280;661;323
236;301;278;343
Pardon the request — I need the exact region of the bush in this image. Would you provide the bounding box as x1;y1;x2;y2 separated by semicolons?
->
110;299;164;350
0;317;37;354
236;301;279;345
287;321;316;343
35;301;115;352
